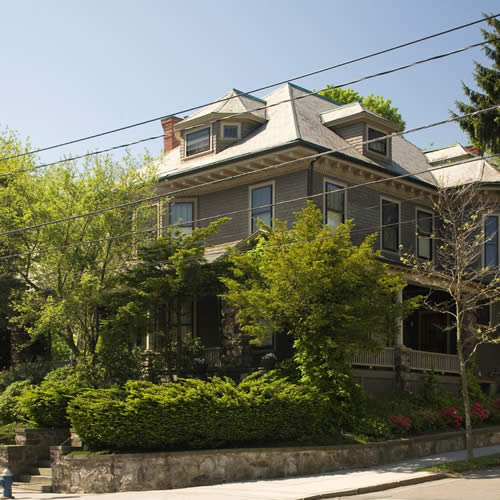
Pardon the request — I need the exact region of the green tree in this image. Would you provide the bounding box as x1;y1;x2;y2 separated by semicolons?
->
0;145;157;361
453;15;500;155
403;182;500;460
319;85;406;129
107;218;228;381
222;202;417;394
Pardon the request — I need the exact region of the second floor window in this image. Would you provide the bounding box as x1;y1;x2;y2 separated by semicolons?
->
485;215;499;267
367;128;388;156
417;210;433;260
169;202;194;235
185;127;210;156
325;182;345;230
381;199;399;252
250;184;273;233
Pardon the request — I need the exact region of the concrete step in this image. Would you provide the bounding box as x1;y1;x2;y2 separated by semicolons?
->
18;474;52;485
30;466;52;476
13;481;52;493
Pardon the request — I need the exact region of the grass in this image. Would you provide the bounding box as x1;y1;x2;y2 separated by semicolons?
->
420;454;500;475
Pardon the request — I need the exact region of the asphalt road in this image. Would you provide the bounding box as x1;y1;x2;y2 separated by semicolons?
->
337;468;500;500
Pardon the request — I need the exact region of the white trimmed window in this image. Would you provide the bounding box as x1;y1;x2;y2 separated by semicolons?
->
381;199;399;252
324;181;345;230
367;127;388;156
221;122;240;140
169;202;194;235
185;127;211;156
416;209;433;260
484;215;499;267
250;183;273;233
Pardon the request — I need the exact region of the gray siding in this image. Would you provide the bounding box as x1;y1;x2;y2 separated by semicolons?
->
333;122;365;153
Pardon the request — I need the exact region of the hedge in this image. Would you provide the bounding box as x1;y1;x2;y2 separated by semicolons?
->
67;376;330;451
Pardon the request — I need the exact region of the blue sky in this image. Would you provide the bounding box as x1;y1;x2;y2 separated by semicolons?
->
1;1;498;167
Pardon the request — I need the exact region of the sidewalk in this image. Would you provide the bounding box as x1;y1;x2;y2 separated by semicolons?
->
10;444;500;500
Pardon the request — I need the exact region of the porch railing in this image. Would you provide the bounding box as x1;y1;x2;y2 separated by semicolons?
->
205;347;222;368
407;349;460;374
351;348;396;369
351;347;460;374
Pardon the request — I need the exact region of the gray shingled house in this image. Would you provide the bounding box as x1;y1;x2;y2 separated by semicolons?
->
146;84;500;395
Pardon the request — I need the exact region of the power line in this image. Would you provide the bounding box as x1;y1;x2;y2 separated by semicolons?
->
0;104;497;238
1;147;498;266
1;37;496;180
0;13;497;165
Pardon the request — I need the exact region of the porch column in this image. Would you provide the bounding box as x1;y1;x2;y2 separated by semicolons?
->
396;289;404;346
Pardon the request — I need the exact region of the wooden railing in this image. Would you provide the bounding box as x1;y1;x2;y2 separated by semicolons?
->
351;348;396;368
407;349;460;374
351;347;460;374
205;347;222;368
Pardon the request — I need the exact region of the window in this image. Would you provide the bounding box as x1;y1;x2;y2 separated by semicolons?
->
169;202;194;235
168;299;194;342
367;128;388;156
135;203;159;239
485;215;499;267
324;181;345;230
250;183;273;233
185;127;210;156
222;123;240;139
417;210;433;260
381;199;399;252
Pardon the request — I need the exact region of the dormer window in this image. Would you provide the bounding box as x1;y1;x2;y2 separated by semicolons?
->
367;128;388;156
185;126;211;157
221;123;240;140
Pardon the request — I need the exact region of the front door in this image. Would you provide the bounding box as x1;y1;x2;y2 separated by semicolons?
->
419;311;448;353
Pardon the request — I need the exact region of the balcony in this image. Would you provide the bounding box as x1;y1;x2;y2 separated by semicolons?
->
351;347;460;375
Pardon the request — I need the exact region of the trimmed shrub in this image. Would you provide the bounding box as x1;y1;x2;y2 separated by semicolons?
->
0;380;31;424
15;368;89;428
354;416;390;439
68;376;330;451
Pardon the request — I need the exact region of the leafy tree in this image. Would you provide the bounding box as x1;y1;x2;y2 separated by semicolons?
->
402;182;500;460
0;144;157;362
107;218;228;381
319;85;406;129
222;202;417;397
453;15;500;155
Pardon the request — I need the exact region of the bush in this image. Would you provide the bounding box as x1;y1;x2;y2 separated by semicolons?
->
0;361;61;392
388;414;412;435
0;380;31;424
68;376;330;451
354;416;390;439
16;368;89;427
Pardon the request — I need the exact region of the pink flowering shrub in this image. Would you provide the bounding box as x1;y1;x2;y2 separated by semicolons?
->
441;407;464;428
388;414;412;434
471;402;489;424
491;398;500;410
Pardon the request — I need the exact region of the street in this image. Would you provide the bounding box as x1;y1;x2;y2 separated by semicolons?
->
338;468;500;500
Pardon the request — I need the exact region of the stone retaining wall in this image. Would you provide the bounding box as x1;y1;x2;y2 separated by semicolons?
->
51;426;500;494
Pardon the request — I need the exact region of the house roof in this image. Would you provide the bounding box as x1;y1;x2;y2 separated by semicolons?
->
155;84;500;189
174;89;267;131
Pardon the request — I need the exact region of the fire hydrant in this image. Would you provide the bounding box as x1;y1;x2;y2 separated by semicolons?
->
0;467;14;499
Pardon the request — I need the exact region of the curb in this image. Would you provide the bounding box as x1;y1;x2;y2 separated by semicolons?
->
297;472;448;499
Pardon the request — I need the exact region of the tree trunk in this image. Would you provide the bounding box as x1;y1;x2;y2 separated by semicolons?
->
176;299;183;377
457;316;474;460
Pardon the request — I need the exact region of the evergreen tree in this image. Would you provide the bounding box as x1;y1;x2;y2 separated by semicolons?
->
454;15;500;155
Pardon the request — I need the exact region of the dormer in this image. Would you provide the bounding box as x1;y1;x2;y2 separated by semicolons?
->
173;89;268;160
424;144;480;167
320;103;401;162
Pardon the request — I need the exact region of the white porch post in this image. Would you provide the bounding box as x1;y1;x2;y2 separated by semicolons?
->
396;288;404;346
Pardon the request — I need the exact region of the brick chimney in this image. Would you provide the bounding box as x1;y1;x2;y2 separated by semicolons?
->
161;116;182;153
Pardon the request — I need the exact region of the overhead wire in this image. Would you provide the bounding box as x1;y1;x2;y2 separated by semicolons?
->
0;13;497;164
0;103;497;239
1;37;497;180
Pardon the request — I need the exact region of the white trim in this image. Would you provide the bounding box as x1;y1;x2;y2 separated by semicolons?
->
184;124;213;158
323;177;347;229
415;207;433;261
220;122;241;140
380;197;400;253
248;180;275;234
